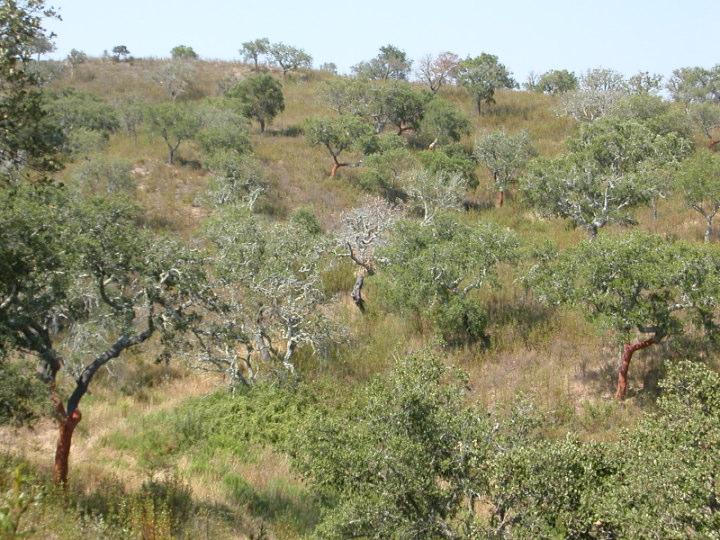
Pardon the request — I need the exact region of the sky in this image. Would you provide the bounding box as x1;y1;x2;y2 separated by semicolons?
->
45;0;717;82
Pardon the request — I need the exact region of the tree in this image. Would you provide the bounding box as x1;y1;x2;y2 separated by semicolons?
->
46;88;120;137
145;102;201;164
0;188;210;483
152;59;196;101
294;352;495;538
305;115;374;177
557;68;629;122
382;82;432;135
677;150;720;242
457;53;516;114
475;130;535;207
195;102;252;157
529;69;577;94
318;62;337;74
29;33;54;60
527;232;720;399
114;93;145;143
240;38;270;71
170;44;198;60
65;48;87;77
203;207;338;378
688;102;720;150
419;98;471;147
322;79;388;133
72;156;135;196
401;169;468;224
521;117;691;237
416;52;460;93
336;197;401;311
667;65;720;104
352;44;412;81
225;73;285;133
204;151;266;208
0;0;61;173
378;214;518;343
627;71;663;95
267;42;312;77
111;45;130;62
487;360;720;536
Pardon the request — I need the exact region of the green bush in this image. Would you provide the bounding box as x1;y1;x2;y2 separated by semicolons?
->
0;362;48;425
72;156;135;195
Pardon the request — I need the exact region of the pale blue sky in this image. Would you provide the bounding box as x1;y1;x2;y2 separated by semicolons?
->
46;0;716;82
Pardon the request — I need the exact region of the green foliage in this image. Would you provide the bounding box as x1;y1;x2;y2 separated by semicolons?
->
64;127;107;158
378;214;518;343
305;115;374;173
46;88;120;136
0;183;75;359
668;64;720;103
294;352;493;539
267;42;312;77
0;362;48;427
111;45;130;62
381;82;432;134
529;68;578;94
351;44;412;81
0;0;60;172
521;116;691;237
170;45;198;60
240;37;270;69
144;101;201;163
204;150;265;207
526;232;720;343
475;130;535;193
612;93;693;139
418;143;478;188
358;146;419;200
457;53;516;114
490;361;720;537
418;98;471;145
290;207;322;235
677;149;720;241
195;102;252;157
225;73;285;132
72;156;135;196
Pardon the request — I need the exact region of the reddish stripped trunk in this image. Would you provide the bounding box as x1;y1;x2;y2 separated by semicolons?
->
53;408;82;485
330;161;348;177
615;337;658;400
708;139;719;151
497;190;505;208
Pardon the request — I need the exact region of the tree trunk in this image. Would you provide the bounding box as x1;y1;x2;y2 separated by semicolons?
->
615;336;658;400
168;148;174;165
53;409;82;485
708;139;719;151
496;190;505;208
330;162;348;177
476;99;482;115
705;217;713;243
259;119;265;133
351;273;366;312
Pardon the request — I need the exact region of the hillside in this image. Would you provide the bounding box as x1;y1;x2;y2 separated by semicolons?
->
2;43;720;540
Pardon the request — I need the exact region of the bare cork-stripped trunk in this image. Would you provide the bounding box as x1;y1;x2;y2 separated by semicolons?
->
615;335;660;400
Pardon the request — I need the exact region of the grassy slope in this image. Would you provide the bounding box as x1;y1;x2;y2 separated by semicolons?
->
1;59;718;539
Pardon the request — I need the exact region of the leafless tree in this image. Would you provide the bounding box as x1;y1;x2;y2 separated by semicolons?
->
336;198;401;311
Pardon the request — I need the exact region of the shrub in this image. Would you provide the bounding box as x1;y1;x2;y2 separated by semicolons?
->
72;156;135;195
